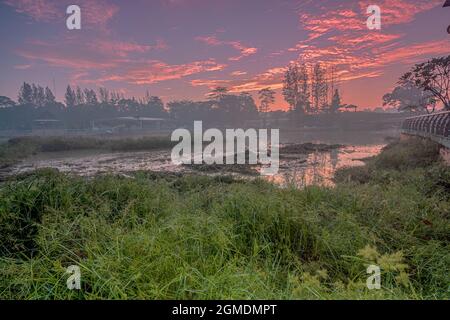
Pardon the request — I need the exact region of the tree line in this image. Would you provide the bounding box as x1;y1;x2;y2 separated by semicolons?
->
0;63;352;131
0;84;261;130
2;54;446;130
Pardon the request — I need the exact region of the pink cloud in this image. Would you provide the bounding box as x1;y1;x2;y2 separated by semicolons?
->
4;0;119;28
358;0;442;26
225;67;290;94
230;71;247;76
77;59;227;85
80;0;119;29
284;0;446;93
16;39;122;69
196;35;258;61
16;36;225;86
328;33;402;47
190;79;231;89
4;0;61;22
293;0;442;45
90;39;168;58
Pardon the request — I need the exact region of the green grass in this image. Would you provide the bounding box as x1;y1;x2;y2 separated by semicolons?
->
0;138;449;299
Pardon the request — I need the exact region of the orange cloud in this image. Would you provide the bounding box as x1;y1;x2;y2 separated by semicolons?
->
358;0;442;26
328;33;402;47
190;79;231;89
295;0;441;44
16;36;225;86
230;71;247;76
77;59;227;85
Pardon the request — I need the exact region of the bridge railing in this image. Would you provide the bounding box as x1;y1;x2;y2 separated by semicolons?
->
401;111;450;139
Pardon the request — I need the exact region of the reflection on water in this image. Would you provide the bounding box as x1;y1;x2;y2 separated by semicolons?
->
265;145;384;187
7;144;384;188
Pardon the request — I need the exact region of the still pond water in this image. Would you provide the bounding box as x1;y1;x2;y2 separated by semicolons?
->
6;129;396;187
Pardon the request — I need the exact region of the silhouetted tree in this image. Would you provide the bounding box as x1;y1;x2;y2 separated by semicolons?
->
65;85;76;108
76;86;85;105
84;89;98;105
145;96;165;117
283;62;310;115
45;87;56;104
0;96;15;108
330;89;342;113
32;83;45;107
18;82;33;105
258;88;276;113
98;87;110;104
383;81;436;113
168;100;210;123
208;86;228;101
400;55;450;110
311;63;328;113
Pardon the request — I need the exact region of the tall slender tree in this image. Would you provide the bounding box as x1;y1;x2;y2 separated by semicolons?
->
98;87;110;104
18;82;33;105
65;85;76;108
76;86;85;105
311;63;328;113
84;88;98;105
330;89;342;113
45;87;56;104
258;88;276;113
282;62;310;114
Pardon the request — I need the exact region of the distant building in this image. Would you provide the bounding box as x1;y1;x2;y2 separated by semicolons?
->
341;104;358;112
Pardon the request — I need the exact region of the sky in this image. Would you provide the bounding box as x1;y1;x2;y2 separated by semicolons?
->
0;0;449;110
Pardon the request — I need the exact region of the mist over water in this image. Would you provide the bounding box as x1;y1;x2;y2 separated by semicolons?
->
5;128;393;187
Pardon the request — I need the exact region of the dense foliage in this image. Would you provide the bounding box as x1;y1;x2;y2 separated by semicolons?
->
0;139;448;299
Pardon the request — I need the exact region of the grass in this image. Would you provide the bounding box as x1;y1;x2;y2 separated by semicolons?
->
0;137;449;299
334;137;442;184
0;136;175;168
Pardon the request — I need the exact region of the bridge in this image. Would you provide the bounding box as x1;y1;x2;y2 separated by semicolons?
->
401;110;450;163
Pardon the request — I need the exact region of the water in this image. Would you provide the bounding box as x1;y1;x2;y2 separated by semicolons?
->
6;144;384;188
266;144;383;187
3;129;396;186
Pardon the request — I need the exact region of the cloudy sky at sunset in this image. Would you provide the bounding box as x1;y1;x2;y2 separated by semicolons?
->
0;0;449;110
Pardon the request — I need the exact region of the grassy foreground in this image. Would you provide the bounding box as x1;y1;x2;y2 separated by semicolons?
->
0;138;449;299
